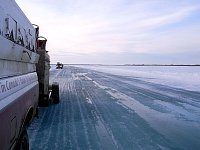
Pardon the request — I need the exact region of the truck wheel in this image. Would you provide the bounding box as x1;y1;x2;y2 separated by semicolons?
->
39;94;49;107
15;128;29;150
43;95;49;106
51;82;60;104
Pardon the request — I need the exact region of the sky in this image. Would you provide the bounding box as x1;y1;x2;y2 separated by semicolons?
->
15;0;200;64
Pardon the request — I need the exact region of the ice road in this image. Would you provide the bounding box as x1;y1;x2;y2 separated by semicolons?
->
28;66;200;150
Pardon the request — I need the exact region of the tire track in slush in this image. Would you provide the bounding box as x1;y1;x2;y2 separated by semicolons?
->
68;78;79;149
43;105;58;149
30;104;56;149
55;77;71;149
71;68;119;149
86;86;125;150
49;70;67;148
63;78;72;149
61;70;77;149
61;79;73;149
28;108;48;148
77;79;117;150
73;81;92;150
76;75;120;149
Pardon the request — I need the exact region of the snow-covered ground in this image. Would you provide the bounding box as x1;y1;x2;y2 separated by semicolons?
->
76;65;200;92
28;65;200;150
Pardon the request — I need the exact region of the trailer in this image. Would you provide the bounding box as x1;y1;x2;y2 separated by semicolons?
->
0;0;59;149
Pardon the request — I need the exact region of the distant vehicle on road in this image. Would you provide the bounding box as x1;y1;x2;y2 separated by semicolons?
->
56;62;64;69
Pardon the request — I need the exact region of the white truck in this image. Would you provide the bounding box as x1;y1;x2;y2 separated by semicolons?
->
0;0;59;149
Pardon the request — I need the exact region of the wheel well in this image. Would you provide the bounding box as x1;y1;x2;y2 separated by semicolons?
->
24;108;34;127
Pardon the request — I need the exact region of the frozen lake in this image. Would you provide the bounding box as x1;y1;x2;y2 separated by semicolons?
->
28;65;200;150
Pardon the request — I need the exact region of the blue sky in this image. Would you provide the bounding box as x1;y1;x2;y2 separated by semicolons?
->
16;0;200;64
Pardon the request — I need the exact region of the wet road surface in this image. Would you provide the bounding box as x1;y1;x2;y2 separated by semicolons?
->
28;66;200;150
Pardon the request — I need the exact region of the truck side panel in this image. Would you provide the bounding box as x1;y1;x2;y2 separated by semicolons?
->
0;0;42;149
0;74;39;149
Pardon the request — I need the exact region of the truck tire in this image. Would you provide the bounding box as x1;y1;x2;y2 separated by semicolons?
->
39;94;49;107
51;82;59;104
15;128;29;150
43;94;50;106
